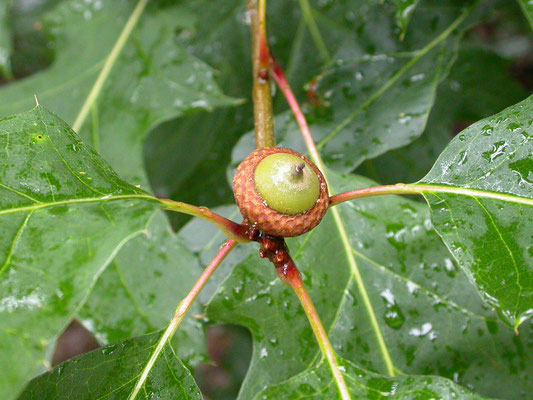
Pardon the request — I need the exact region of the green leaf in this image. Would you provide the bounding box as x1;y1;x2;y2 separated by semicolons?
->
257;357;491;400
393;0;422;39
144;0;318;228
79;213;206;367
0;0;13;80
232;1;486;173
0;0;236;364
517;0;533;30
207;171;533;399
416;95;533;327
357;46;530;184
0;106;161;399
18;331;202;400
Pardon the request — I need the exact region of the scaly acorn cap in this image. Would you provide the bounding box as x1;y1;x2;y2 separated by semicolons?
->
233;147;329;237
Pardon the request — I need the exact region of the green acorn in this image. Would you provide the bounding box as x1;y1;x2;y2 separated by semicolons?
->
233;147;329;237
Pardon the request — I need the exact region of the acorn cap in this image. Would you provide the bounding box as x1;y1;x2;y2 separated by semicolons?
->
233;147;329;237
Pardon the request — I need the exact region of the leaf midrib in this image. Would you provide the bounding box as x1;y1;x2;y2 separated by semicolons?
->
316;6;472;149
0;193;158;216
413;183;533;207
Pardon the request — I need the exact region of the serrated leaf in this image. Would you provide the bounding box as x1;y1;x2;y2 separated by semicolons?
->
0;106;163;399
0;0;237;364
417;95;533;327
207;172;533;399
256;357;491;400
18;331;202;400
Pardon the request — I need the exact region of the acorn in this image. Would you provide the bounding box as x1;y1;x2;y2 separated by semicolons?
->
233;147;329;237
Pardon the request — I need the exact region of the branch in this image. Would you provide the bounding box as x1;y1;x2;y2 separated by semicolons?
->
249;0;275;148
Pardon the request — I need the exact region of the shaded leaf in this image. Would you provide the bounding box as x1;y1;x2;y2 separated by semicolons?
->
417;95;533;327
0;0;236;364
144;0;325;228
393;0;422;39
207;171;533;399
19;331;202;400
0;106;160;399
80;213;206;367
257;357;490;400
0;0;12;80
517;0;533;30
231;1;488;174
357;46;530;184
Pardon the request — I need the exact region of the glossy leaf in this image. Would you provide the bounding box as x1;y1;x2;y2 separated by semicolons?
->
19;331;202;400
80;213;206;367
357;47;530;184
0;106;161;399
231;1;487;174
257;357;490;400
144;0;320;228
417;95;533;327
207;172;533;400
0;0;236;365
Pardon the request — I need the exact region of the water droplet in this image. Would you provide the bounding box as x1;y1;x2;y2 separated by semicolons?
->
381;289;406;329
481;125;493;136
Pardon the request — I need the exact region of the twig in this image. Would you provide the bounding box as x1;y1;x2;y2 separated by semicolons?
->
249;0;275;148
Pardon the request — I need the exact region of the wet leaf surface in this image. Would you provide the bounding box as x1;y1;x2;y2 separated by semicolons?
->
207;172;533;400
231;1;484;173
256;357;491;400
418;95;533;327
19;331;202;400
356;47;530;184
0;106;160;398
0;0;237;372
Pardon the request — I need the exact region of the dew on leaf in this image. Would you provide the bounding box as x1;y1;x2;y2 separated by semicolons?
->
507;122;522;132
381;289;406;329
481;124;493;136
408;322;434;340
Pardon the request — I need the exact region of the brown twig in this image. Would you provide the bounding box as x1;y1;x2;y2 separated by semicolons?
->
249;0;275;148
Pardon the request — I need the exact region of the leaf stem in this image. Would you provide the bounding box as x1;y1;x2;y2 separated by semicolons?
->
249;0;275;148
329;183;533;207
128;239;238;400
159;198;250;242
329;183;418;206
272;58;396;377
255;234;351;399
72;0;149;132
290;271;351;399
271;58;323;169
